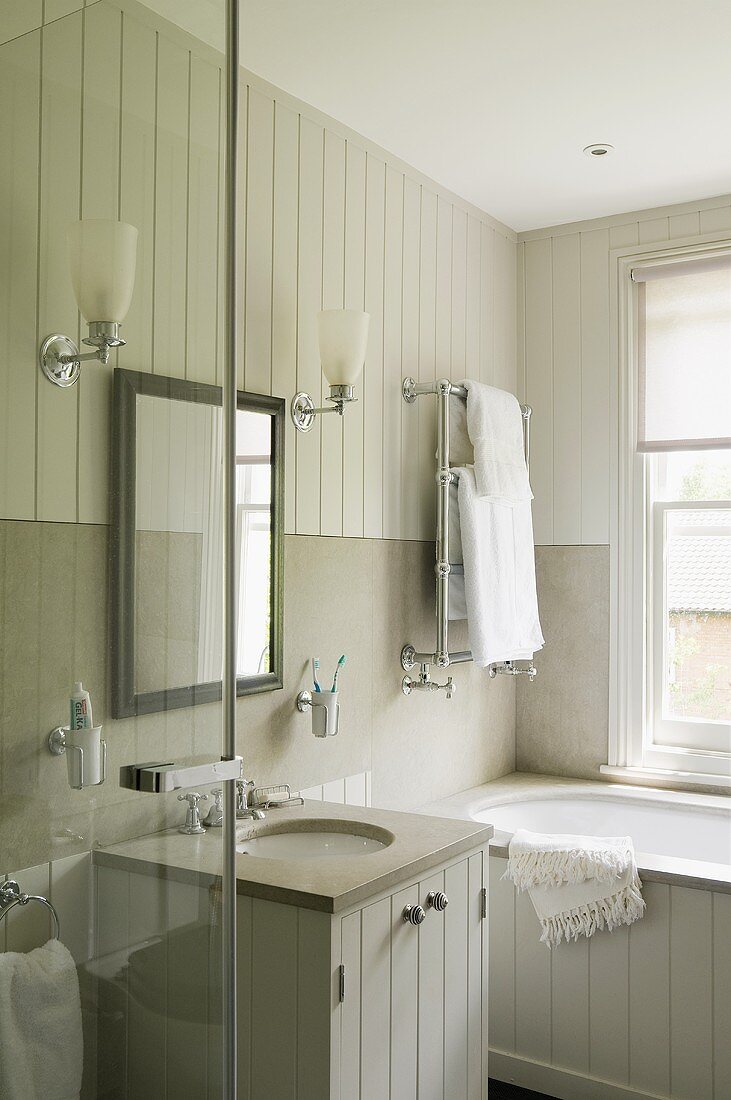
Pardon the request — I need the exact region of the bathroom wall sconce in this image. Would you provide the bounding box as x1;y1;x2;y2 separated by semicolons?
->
39;219;138;388
291;309;370;432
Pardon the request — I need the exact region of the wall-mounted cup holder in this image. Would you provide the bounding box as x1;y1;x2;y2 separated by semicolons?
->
296;690;340;737
48;725;107;790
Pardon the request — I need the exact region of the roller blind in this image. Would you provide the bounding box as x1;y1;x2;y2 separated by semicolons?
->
634;253;731;452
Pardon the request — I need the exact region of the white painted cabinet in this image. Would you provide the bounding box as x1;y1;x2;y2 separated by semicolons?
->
338;850;487;1100
236;842;490;1100
93;839;490;1098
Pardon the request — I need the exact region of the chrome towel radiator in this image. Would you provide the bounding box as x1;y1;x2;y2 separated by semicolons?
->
0;880;60;940
400;377;536;696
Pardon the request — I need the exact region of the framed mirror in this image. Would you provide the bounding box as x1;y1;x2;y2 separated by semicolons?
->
110;368;284;717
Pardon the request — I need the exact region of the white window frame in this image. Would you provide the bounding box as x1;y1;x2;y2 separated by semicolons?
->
649;497;731;761
603;233;731;789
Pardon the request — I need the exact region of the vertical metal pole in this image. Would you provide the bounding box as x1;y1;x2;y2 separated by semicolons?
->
435;379;451;667
222;0;239;1093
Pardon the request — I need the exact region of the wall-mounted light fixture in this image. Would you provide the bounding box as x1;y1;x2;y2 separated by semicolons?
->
39;219;138;388
291;309;369;432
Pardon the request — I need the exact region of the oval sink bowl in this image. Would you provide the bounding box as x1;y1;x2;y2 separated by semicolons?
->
236;824;392;860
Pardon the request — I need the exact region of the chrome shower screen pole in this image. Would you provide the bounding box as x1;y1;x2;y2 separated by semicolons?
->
223;0;240;1093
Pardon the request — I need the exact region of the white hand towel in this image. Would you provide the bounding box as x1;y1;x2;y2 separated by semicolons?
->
0;938;83;1100
504;829;645;947
456;465;544;664
461;380;532;504
447;480;467;620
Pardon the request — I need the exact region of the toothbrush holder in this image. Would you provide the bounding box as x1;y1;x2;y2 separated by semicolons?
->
296;690;340;737
48;725;107;790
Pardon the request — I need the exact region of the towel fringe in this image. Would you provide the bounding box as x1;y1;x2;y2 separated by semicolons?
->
538;878;646;948
503;844;632;891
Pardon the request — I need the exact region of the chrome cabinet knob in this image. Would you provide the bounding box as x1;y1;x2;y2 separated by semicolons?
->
427;890;449;912
403;903;426;926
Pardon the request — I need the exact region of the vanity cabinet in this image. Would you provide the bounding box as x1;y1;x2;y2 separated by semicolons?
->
237;842;490;1100
93;802;492;1099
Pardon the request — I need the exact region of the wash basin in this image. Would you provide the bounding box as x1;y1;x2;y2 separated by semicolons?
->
236;820;393;860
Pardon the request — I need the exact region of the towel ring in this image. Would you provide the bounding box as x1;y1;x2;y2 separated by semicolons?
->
0;880;60;941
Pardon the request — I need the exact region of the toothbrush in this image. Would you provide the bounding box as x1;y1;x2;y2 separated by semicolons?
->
331;654;347;693
312;657;321;693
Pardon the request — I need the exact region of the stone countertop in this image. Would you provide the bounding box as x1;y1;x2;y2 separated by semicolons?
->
94;799;493;913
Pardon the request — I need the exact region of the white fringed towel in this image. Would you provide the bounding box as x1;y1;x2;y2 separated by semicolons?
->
0;938;83;1099
504;829;645;947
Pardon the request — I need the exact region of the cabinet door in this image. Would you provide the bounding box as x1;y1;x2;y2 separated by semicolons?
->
338;850;487;1100
420;855;486;1100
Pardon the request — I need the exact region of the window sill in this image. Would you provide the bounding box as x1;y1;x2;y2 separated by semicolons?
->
600;763;730;793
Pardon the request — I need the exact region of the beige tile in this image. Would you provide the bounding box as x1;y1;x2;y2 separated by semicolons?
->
1;521;518;874
516;544;610;779
370;538;516;810
237;535;374;792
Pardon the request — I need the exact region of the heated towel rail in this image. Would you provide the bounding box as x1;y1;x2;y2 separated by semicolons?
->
400;377;536;696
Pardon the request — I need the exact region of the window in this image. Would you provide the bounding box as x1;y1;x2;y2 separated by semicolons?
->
610;247;731;785
647;450;731;771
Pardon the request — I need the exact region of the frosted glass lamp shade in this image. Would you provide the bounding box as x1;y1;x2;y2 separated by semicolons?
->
317;309;369;386
67;219;138;323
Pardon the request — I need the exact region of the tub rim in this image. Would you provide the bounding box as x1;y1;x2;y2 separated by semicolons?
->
423;772;731;894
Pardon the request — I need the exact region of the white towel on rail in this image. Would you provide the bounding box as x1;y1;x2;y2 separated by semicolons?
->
455;465;543;664
0;938;83;1100
460;380;532;504
447;480;467;620
504;829;645;947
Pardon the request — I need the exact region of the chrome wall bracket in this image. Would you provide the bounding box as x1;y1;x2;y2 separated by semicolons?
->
119;756;243;793
48;725;107;789
401;647;455;698
39;322;125;388
488;660;537;681
291;385;356;432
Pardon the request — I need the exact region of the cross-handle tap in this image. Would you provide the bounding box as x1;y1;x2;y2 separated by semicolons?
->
236;778;266;820
401;663;456;699
178;791;208;834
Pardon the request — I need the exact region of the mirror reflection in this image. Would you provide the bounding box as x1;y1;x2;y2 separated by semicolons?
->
112;370;283;717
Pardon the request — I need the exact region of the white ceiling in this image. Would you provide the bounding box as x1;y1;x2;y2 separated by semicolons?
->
145;0;731;232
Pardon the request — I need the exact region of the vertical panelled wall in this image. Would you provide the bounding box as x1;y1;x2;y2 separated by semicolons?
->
240;80;517;542
0;0;224;525
0;0;518;542
518;195;731;546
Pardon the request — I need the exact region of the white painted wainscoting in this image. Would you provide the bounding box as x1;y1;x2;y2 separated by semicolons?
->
489;855;731;1100
0;0;517;543
517;194;731;547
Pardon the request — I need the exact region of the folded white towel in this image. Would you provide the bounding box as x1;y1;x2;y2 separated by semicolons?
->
461;380;532;504
447;480;466;620
455;465;544;664
0;938;83;1100
504;829;645;947
449;391;474;468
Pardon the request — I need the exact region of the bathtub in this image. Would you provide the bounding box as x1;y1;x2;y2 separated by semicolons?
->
428;774;731;1100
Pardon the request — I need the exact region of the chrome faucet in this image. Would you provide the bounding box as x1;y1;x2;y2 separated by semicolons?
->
236;778;265;821
178;791;208;834
402;663;456;699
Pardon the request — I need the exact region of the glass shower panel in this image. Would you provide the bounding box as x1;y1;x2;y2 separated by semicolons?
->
0;1;238;1096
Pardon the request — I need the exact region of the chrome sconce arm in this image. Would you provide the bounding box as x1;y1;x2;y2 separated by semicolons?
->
40;322;127;389
291;384;357;432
